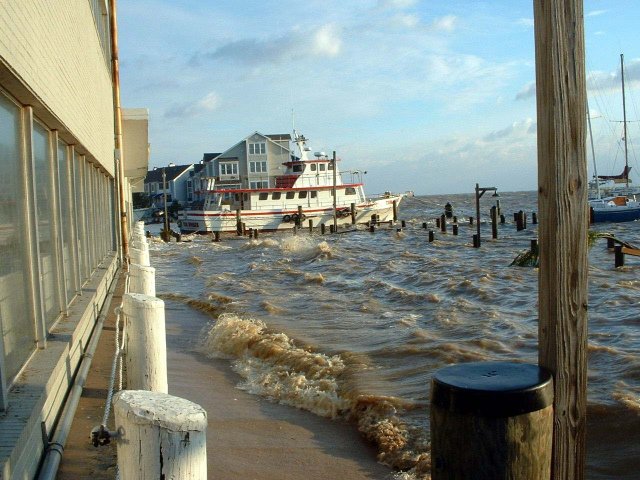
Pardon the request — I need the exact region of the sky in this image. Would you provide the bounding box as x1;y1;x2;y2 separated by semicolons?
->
118;0;640;195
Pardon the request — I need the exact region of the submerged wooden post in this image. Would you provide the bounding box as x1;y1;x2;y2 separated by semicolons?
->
351;202;356;224
114;390;207;480
213;231;220;242
236;209;242;236
452;224;458;236
491;206;498;239
308;219;313;233
534;1;588;478
614;245;625;267
440;214;446;233
393;199;398;222
321;223;326;235
123;293;168;393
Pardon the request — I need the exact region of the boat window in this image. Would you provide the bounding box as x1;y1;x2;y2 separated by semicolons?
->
345;187;356;195
259;193;268;201
286;191;295;199
234;194;240;201
299;191;307;199
319;164;326;171
328;163;334;170
272;192;281;200
293;164;304;173
243;193;249;201
310;191;317;198
310;164;317;171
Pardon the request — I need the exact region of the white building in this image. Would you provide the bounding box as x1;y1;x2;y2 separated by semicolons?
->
0;2;147;477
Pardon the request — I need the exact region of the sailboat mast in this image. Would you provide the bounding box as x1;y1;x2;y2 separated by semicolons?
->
587;101;600;198
621;53;629;189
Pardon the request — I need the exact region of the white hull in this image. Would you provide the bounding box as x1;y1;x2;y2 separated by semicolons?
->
179;196;402;233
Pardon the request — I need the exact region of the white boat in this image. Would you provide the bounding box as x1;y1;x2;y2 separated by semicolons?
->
179;131;403;233
588;54;640;223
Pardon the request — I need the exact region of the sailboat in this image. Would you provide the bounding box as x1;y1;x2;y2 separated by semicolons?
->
589;54;640;223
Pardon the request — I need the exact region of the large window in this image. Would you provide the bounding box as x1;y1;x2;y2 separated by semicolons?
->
250;181;268;189
58;141;75;304
0;94;33;383
33;122;61;329
219;162;238;176
249;142;266;155
249;161;267;173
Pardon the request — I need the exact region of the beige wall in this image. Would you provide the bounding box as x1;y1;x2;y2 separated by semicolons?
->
123;108;150;191
0;0;115;175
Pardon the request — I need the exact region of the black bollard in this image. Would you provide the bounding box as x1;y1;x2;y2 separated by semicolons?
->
430;362;553;480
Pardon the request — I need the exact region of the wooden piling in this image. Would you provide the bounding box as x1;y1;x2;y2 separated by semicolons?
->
469;216;474;226
123;293;168;393
329;224;335;234
534;0;589;476
113;390;207;480
436;217;441;228
369;225;375;233
440;214;446;233
213;231;220;242
516;211;525;231
297;205;303;227
321;224;326;235
472;234;479;248
422;222;428;229
531;239;539;256
431;362;553;480
401;220;406;228
614;245;625;267
606;237;615;249
453;216;458;224
532;212;538;224
500;214;506;224
452;224;458;236
236;209;242;236
351;203;356;224
308;219;313;233
393;200;398;222
491;206;498;239
253;229;258;239
429;230;434;242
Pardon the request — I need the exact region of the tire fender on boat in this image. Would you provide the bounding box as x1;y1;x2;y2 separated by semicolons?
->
283;214;291;222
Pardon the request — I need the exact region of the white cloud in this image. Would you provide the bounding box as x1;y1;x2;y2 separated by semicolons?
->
515;81;536;100
431;15;457;32
586;9;607;17
516;18;534;28
312;24;342;57
165;92;219;118
392;13;420;28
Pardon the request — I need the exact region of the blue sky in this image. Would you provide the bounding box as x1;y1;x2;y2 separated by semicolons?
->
118;0;640;195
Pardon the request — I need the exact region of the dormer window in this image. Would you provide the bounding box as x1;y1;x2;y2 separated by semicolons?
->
249;142;266;155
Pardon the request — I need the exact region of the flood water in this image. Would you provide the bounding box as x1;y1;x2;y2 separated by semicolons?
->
149;191;640;479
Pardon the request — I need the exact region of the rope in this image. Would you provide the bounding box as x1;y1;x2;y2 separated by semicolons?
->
101;272;130;427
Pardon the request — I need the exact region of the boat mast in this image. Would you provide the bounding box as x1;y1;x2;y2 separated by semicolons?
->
621;53;630;189
587;101;600;199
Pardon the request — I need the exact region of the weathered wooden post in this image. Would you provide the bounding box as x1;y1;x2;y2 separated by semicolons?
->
369;224;375;233
436;217;441;228
516;211;524;231
606;237;614;249
351;202;356;224
236;209;242;236
431;362;553;479
533;212;538;224
401;220;406;228
469;216;474;226
123;293;168;393
422;222;428;229
321;223;326;235
452;224;458;236
614;245;625;267
297;205;303;227
491;206;498;239
253;229;258;239
500;214;506;224
129;264;156;296
308;219;313;234
472;234;479;248
440;214;446;233
453;215;458;224
531;238;539;256
534;0;588;477
329;224;335;234
114;390;207;479
213;231;220;242
393;199;398;222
